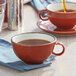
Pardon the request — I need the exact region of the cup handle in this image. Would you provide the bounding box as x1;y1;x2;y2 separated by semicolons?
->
52;42;65;56
38;9;48;21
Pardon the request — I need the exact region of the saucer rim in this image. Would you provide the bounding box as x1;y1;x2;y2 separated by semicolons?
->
37;20;76;35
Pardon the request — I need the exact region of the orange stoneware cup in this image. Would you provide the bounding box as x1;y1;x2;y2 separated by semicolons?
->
39;2;76;29
11;33;65;64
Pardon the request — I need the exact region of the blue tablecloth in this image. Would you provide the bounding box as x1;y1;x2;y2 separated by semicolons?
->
0;39;56;72
30;0;68;11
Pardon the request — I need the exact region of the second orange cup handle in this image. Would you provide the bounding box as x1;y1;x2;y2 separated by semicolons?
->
52;42;65;56
38;9;48;21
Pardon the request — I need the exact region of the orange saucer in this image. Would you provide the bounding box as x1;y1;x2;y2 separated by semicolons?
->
37;20;76;34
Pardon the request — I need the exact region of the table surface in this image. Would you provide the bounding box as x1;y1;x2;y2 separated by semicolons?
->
0;4;76;76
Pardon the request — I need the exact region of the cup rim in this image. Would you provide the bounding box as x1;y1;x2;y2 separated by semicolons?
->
47;2;76;14
0;0;6;6
11;32;57;46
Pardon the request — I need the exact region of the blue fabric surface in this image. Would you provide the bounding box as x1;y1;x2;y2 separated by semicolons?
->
30;0;69;11
0;39;56;72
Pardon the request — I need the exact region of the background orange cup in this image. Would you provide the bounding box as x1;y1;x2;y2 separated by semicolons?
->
39;3;76;29
11;33;65;64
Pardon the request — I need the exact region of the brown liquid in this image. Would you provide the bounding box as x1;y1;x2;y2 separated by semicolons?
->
18;39;50;45
56;9;76;12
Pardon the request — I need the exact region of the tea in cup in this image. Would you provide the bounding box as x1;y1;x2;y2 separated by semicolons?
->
38;3;76;29
11;33;65;64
